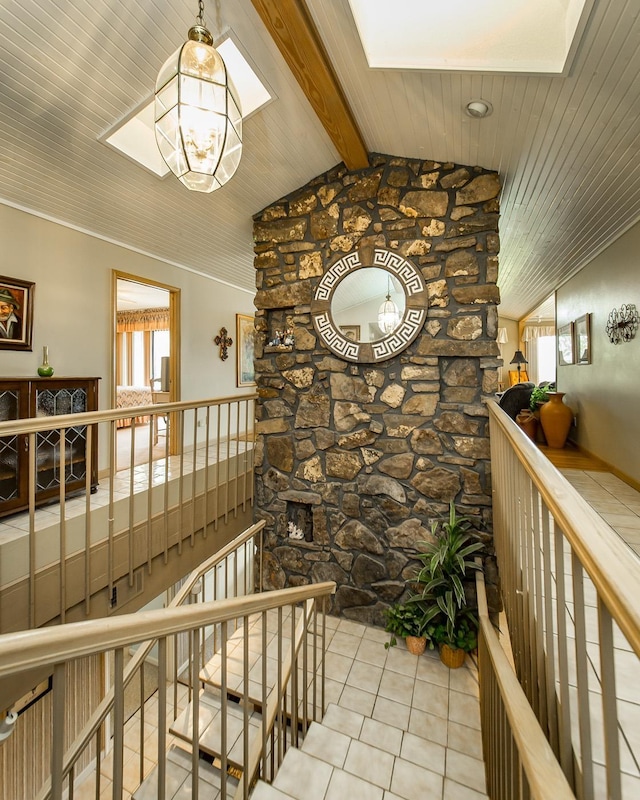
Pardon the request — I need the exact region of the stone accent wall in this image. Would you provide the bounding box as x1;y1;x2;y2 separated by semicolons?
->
253;154;501;625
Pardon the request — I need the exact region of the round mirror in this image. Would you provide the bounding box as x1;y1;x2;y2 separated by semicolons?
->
311;247;429;363
331;268;406;343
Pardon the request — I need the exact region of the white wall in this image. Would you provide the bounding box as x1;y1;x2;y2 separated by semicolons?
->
556;219;640;485
0;203;255;433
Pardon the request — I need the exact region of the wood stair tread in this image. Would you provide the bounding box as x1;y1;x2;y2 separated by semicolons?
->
132;745;238;800
199;608;324;710
170;690;262;769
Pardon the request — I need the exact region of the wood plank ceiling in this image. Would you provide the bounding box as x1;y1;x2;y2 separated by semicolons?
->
0;0;638;320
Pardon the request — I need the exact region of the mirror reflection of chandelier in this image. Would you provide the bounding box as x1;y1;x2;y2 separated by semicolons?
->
377;276;400;334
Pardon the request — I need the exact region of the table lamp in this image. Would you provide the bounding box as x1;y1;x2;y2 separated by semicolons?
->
510;350;528;383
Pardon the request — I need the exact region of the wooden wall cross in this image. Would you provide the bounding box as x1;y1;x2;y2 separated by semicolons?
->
214;327;233;361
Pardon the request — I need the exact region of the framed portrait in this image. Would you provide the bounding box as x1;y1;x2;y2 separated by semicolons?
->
236;314;256;387
339;325;361;342
557;322;574;366
0;275;34;351
574;313;591;365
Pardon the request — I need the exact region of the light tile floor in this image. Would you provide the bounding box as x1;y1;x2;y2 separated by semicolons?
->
73;616;487;800
14;462;640;798
560;468;640;558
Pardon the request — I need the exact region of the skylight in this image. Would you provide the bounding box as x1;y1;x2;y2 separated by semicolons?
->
347;0;594;75
103;34;272;178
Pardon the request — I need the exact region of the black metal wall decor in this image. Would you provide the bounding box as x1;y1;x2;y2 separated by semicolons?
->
605;304;639;344
214;327;233;360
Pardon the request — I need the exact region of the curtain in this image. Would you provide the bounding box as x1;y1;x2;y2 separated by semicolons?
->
522;324;555;341
116;307;169;332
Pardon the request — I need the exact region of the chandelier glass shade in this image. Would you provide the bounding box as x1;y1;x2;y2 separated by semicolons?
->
154;18;242;193
377;286;400;334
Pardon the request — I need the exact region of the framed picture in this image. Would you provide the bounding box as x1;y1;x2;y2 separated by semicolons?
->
236;314;256;387
557;322;574;366
0;275;35;351
340;324;360;342
574;313;591;365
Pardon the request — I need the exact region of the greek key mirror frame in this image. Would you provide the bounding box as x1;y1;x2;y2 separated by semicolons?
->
311;246;428;363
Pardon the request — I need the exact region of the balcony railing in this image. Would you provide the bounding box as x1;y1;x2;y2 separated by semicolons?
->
0;393;257;634
484;399;640;799
0;521;335;800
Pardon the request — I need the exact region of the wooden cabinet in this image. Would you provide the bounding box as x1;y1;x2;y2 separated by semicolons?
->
0;377;100;518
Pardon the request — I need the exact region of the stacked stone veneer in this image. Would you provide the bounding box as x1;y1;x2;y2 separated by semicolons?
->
253;153;501;625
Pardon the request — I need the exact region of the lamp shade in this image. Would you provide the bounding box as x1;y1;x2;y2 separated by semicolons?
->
510;350;528;365
155;24;242;193
497;327;508;345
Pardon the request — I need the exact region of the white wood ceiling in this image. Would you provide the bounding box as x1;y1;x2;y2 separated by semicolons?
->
0;0;638;320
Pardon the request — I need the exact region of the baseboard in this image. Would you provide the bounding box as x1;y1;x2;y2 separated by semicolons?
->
574;443;640;493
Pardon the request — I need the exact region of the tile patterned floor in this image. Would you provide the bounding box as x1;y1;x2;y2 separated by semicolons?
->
74;616;488;800
560;468;640;558
7;454;639;797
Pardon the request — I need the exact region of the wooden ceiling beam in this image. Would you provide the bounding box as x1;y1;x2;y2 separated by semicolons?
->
250;0;369;171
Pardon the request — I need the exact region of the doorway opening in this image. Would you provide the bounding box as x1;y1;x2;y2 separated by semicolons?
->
112;272;180;469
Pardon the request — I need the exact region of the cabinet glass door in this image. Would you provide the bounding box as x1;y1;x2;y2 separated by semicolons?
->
35;386;89;493
0;388;21;503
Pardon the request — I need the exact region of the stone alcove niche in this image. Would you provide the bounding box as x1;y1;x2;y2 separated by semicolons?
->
311;246;429;363
286;500;313;542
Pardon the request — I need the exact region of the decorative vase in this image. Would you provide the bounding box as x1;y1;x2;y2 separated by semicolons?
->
405;636;427;656
439;643;466;669
539;392;573;448
37;346;54;377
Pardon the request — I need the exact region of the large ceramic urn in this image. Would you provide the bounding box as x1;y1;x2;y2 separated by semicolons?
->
539;392;573;448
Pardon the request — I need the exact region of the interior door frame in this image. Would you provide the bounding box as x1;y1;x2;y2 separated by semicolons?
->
111;270;181;455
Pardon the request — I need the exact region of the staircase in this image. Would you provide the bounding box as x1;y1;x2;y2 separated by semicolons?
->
133;609;488;800
134;604;328;799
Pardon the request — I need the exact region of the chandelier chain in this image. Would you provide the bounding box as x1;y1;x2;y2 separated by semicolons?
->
196;0;222;37
197;0;206;27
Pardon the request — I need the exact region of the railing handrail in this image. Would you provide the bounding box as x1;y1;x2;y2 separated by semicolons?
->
169;519;264;609
487;399;640;659
33;522;266;800
476;566;575;798
234;596;319;800
0;391;259;436
0;581;335;678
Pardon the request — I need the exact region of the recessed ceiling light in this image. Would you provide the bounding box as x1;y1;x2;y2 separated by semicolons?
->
465;100;493;118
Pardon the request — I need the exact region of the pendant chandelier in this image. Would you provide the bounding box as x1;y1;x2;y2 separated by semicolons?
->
154;0;242;193
377;276;400;334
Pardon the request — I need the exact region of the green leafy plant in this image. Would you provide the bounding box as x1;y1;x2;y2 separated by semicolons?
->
383;599;431;649
411;502;484;650
529;383;555;411
431;614;478;653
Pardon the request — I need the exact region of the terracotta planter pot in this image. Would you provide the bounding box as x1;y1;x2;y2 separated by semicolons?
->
439;643;466;669
515;409;538;441
539;392;573;448
405;636;427;655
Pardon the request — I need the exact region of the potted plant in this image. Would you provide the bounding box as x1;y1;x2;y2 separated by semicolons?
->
431;611;479;668
383;599;432;655
529;383;555;411
411;502;484;668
